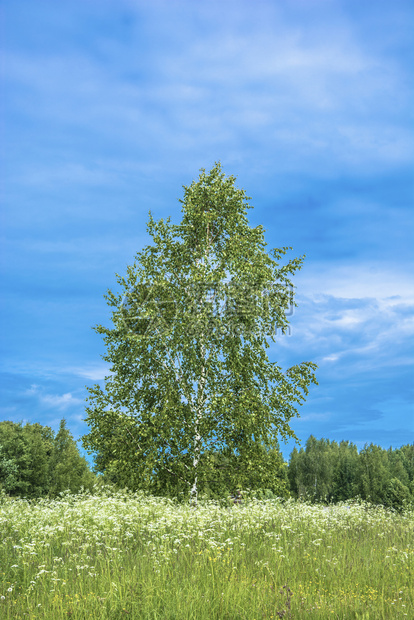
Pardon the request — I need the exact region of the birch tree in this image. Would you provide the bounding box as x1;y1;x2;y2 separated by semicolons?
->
82;163;317;504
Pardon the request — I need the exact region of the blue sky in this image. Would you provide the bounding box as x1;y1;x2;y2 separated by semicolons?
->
1;0;413;464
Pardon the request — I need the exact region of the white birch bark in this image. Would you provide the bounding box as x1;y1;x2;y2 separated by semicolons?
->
190;221;212;506
190;342;206;506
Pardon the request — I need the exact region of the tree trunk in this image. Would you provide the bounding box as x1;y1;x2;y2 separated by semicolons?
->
190;227;211;506
190;341;207;506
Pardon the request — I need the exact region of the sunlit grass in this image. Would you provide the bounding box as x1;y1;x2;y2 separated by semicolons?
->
0;486;413;618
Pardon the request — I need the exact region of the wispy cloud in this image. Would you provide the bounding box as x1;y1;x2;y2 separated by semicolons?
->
4;0;412;190
25;385;83;411
65;365;112;382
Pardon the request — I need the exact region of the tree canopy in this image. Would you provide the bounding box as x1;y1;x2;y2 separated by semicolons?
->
82;163;318;503
0;419;95;498
287;436;414;510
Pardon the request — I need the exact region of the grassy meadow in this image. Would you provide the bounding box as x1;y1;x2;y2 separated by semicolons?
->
0;487;412;619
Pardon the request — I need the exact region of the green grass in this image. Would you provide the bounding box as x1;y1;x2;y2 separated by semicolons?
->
0;487;412;619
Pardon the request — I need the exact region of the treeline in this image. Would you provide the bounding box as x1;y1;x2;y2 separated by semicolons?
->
94;435;414;510
0;419;96;498
1;421;413;510
288;436;414;510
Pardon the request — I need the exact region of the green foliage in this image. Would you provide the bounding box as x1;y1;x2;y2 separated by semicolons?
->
82;163;317;503
0;421;52;497
358;443;391;505
332;440;360;502
288;436;414;510
196;443;290;501
287;436;340;502
0;419;96;499
48;419;96;497
395;443;414;482
0;445;19;493
384;477;411;512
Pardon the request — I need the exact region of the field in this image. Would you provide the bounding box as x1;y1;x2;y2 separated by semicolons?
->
0;487;413;619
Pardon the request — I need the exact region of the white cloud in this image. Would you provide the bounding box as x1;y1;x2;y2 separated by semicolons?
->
25;385;83;410
297;412;332;422
295;263;414;303
267;260;414;383
4;0;411;184
66;365;112;382
322;354;340;362
41;393;83;408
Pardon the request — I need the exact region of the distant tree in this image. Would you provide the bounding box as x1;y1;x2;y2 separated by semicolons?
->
358;443;391;505
292;436;337;502
0;419;96;498
331;441;359;502
395;444;414;483
0;445;19;493
387;448;410;487
23;423;52;496
384;477;411;512
0;421;53;497
49;419;96;497
82;163;317;504
394;444;414;501
0;421;39;496
287;436;413;508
